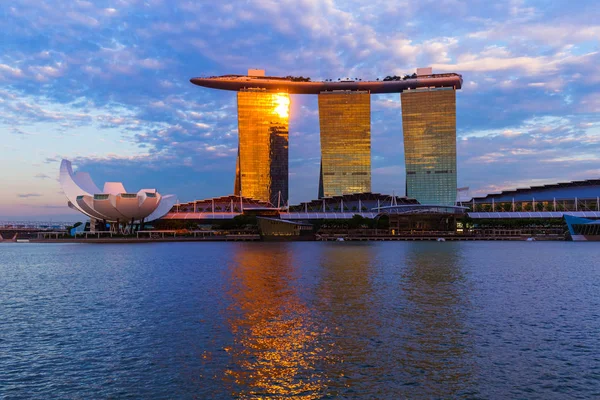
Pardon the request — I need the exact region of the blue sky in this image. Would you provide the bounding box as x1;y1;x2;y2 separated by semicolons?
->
1;0;599;221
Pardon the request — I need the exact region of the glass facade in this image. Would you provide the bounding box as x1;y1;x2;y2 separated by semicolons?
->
235;90;289;206
318;91;371;198
401;88;457;206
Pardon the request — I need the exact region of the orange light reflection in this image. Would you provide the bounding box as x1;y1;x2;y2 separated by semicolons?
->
222;244;328;398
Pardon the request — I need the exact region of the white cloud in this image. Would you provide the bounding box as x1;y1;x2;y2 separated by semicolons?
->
0;64;24;79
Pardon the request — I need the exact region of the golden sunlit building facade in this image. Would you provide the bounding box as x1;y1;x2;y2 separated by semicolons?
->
235;89;290;206
318;91;371;198
401;88;457;206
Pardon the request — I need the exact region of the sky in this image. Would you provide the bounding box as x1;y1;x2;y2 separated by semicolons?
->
1;0;599;221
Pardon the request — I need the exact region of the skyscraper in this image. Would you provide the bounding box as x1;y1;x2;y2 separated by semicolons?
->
235;89;290;206
401;88;457;205
318;91;371;198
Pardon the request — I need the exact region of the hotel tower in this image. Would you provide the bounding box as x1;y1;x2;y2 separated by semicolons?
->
318;91;371;198
401;87;457;206
234;88;290;206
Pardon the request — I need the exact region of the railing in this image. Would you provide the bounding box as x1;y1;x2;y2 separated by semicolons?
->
419;73;462;79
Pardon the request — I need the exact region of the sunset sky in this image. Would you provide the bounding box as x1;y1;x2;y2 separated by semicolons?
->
1;0;599;221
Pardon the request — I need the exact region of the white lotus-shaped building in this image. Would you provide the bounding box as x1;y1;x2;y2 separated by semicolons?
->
59;159;176;223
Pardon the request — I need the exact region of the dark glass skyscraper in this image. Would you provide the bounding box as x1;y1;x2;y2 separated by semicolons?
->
401;88;457;205
235;89;290;206
318;91;371;198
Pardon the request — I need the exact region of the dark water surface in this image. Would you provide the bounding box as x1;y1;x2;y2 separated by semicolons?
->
1;242;600;399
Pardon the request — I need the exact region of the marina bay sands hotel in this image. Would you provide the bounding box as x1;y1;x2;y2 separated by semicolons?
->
191;68;462;206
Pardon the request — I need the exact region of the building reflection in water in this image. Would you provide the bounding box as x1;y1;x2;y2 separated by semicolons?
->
219;242;473;398
222;243;327;398
398;243;474;397
312;243;380;396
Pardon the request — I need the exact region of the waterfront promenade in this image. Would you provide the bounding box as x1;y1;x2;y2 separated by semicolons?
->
21;231;566;243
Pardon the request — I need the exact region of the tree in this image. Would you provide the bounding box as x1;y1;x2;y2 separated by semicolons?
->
460;214;473;232
376;216;390;229
232;214;257;228
348;214;365;229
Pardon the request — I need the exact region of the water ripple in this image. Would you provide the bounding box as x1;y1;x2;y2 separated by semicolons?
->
1;242;600;398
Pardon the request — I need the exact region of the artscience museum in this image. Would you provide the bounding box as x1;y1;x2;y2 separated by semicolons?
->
59;159;176;231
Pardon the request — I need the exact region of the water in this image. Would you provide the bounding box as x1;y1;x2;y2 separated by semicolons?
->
1;242;600;399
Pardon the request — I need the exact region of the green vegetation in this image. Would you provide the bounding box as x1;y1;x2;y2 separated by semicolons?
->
383;73;417;81
285;76;311;82
460;214;474;231
64;221;83;235
213;214;258;230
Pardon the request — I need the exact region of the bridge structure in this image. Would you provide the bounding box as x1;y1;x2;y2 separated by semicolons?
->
0;221;71;241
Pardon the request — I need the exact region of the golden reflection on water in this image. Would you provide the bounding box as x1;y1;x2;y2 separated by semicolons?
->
220;243;473;398
223;244;326;399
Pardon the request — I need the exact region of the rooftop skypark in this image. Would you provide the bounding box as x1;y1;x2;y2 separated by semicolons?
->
190;70;462;94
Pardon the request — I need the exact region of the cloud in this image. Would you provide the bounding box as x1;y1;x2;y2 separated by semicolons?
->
580;94;600;113
17;193;43;198
9;127;35;136
0;64;24;79
433;51;599;76
17;204;70;209
2;0;600;218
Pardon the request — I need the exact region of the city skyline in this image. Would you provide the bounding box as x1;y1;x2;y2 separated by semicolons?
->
1;0;599;220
